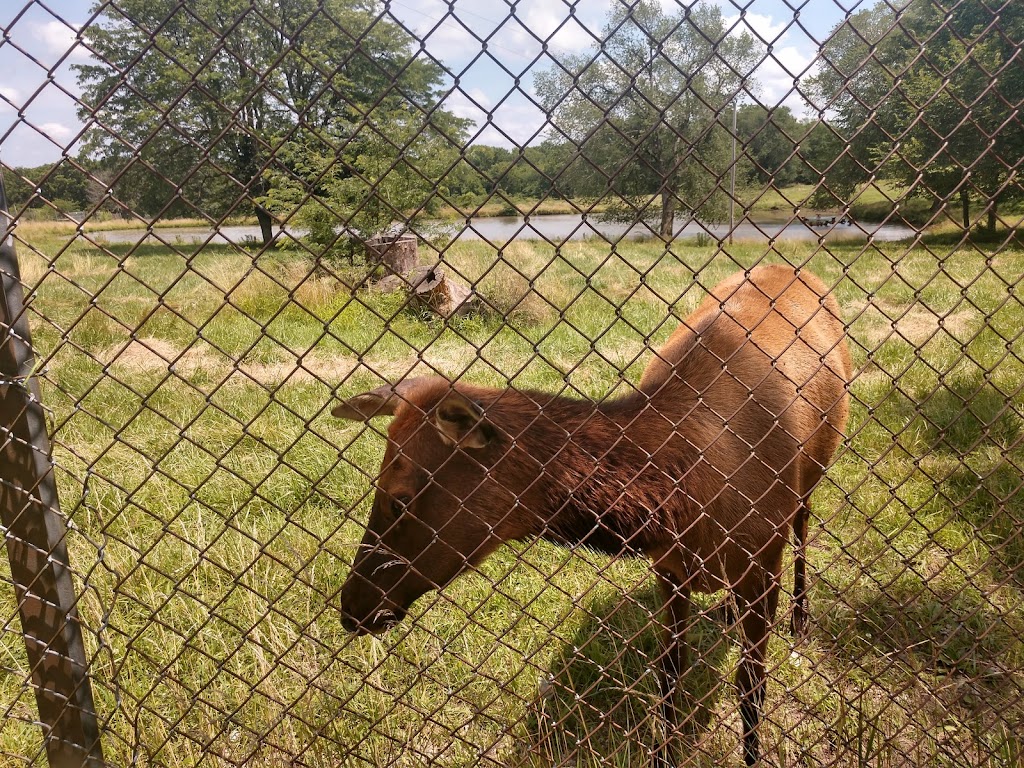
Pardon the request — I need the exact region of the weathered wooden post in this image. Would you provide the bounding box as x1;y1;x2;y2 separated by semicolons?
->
0;172;106;767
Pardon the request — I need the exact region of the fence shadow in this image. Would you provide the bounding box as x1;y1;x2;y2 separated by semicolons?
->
807;369;1024;762
808;568;1024;762
922;377;1024;584
516;581;735;767
812;566;1023;678
889;371;1023;584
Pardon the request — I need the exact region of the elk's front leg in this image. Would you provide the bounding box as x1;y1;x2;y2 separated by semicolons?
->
656;569;691;762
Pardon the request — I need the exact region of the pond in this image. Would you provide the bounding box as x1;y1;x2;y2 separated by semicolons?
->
88;212;917;247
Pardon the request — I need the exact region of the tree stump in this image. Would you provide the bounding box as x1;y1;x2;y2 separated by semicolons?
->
365;234;418;276
370;274;407;294
409;265;477;317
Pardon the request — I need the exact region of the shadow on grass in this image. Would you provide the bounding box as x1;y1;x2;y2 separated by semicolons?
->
515;582;735;767
921;376;1022;456
813;556;1023;676
913;226;1024;250
861;368;1023;584
915;373;1023;584
92;240;249;260
809;564;1024;764
809;370;1024;763
945;461;1024;582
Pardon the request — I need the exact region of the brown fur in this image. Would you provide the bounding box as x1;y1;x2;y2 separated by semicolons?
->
334;264;851;765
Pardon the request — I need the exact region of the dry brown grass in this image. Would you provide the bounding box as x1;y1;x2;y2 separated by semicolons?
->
848;297;981;348
100;335;492;389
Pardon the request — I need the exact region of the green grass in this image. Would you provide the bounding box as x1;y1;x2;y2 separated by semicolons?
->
1;223;1023;767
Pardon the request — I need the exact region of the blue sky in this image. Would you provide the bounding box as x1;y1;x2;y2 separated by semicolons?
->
0;0;870;168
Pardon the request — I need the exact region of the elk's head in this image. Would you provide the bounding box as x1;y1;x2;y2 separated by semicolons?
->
333;377;535;635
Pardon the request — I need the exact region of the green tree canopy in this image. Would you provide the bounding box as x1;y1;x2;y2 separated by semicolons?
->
809;0;1024;230
0;162;92;214
460;142;579;203
76;0;460;245
535;0;760;238
262;102;468;251
735;105;814;188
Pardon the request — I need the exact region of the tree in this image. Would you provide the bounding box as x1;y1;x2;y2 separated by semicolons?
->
809;0;1024;231
76;0;457;245
805;7;897;207
797;119;853;206
0;163;92;213
263;103;467;251
535;0;759;238
463;146;516;197
735;105;814;188
459;142;580;203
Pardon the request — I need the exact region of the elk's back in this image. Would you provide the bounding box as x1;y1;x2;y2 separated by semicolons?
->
639;265;850;554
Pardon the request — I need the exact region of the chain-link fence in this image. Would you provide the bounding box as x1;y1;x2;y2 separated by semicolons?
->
1;0;1022;766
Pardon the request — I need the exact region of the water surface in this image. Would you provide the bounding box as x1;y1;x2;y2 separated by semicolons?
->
89;213;917;247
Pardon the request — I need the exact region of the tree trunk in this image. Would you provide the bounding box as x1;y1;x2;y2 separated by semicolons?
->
255;205;275;247
986;203;997;235
237;136;275;247
365;235;418;276
960;188;970;230
660;192;675;240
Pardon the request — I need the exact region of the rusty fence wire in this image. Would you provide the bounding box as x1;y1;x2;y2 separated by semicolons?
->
1;0;1023;765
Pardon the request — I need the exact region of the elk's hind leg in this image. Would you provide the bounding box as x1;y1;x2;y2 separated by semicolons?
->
790;496;810;638
734;554;782;767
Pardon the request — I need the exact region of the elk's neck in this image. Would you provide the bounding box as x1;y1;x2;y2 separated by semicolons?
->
508;390;692;556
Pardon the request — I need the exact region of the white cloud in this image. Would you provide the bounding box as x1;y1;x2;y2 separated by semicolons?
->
519;2;596;54
655;0;703;13
32;20;91;63
442;87;547;147
39;122;73;141
443;87;502;139
725;12;788;44
398;0;509;63
0;85;20;111
444;87;493;123
399;0;597;73
719;9;822;116
750;45;818;116
477;99;548;147
418;13;483;56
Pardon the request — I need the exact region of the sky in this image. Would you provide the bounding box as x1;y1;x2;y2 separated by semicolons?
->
0;0;872;169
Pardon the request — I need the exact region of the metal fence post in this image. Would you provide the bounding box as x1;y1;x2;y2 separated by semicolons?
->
0;174;105;766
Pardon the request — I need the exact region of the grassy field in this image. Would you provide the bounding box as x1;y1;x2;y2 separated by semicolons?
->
1;223;1023;767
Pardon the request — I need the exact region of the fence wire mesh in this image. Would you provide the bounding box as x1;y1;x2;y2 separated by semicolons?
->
1;0;1023;765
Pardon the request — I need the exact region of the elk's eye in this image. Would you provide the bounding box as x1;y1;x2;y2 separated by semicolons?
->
390;495;412;518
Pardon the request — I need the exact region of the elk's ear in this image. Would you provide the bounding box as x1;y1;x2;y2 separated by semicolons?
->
434;391;494;449
331;386;402;420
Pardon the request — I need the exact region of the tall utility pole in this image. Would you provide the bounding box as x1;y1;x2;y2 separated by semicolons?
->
729;100;737;246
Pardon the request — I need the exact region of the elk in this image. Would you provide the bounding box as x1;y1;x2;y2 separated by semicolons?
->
333;264;851;766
